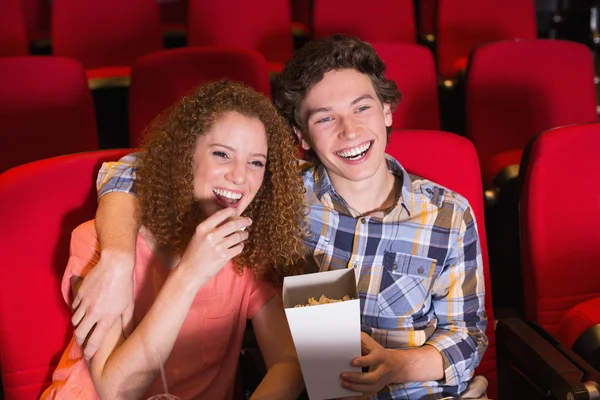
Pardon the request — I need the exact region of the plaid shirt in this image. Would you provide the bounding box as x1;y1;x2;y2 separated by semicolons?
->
97;153;488;400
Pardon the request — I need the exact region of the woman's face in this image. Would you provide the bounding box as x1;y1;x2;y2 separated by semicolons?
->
192;111;268;219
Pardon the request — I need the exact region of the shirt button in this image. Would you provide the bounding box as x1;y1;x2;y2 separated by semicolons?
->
360;218;367;224
353;264;358;269
426;188;432;194
417;267;424;274
392;263;398;270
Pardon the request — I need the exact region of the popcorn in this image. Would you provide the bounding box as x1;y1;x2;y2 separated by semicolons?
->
294;294;353;307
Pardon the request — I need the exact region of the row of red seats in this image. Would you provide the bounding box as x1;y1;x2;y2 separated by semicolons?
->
1;122;599;399
1;0;538;79
2;38;595;190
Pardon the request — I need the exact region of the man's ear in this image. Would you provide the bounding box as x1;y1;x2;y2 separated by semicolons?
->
294;127;311;151
383;103;393;128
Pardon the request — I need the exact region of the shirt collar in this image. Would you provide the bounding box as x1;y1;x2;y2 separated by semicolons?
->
310;154;413;217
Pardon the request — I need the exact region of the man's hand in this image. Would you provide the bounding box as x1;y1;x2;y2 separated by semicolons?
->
71;251;135;360
338;333;400;399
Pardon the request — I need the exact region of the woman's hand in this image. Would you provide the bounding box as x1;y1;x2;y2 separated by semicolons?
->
178;207;252;282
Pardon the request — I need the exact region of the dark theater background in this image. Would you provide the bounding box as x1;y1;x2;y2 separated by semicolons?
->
1;1;599;399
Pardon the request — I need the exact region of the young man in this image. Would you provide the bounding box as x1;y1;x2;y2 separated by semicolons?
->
74;35;488;399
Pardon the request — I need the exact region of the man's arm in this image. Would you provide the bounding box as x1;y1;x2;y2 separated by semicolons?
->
71;154;142;359
424;205;488;387
340;205;487;396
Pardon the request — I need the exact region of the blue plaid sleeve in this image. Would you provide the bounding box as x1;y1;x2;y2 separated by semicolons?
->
96;153;142;199
425;205;488;387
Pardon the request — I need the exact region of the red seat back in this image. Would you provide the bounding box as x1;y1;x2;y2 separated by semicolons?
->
0;57;98;173
372;43;440;130
52;0;163;70
160;0;188;31
20;0;51;42
128;46;271;147
418;0;436;38
187;0;293;66
313;0;416;43
436;0;536;79
0;149;131;400
520;122;600;335
0;0;28;57
466;39;597;185
387;129;496;399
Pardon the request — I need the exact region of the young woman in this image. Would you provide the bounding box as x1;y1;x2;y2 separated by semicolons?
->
42;81;307;400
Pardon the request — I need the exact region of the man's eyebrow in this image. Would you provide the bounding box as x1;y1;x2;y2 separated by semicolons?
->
305;106;332;120
350;94;375;105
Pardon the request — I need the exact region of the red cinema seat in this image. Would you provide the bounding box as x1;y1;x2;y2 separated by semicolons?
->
436;0;537;80
128;46;271;147
0;0;28;57
0;57;99;173
52;0;163;88
386;129;496;399
466;39;597;187
0;149;132;400
313;0;416;43
187;0;293;73
372;43;440;130
520;122;600;370
19;0;51;43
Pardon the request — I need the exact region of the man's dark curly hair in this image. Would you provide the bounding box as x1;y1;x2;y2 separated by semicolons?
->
137;80;307;285
272;34;401;133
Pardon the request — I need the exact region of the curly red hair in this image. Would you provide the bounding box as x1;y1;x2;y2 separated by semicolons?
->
137;81;307;284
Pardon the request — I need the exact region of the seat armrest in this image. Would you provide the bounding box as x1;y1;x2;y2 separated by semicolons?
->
497;318;600;399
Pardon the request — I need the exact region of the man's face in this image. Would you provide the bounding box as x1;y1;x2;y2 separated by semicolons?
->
297;69;392;185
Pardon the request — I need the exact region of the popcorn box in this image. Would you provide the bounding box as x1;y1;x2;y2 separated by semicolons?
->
282;268;362;400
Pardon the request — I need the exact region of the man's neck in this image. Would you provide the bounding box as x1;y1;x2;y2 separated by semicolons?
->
328;161;398;216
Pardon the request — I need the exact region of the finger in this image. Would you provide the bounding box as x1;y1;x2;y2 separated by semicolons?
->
122;302;135;337
351;352;382;368
83;320;109;359
220;230;249;249
341;380;379;395
225;241;245;258
200;207;239;231
71;302;88;327
214;217;253;237
71;276;84;305
360;332;380;352
341;370;381;385
74;316;97;347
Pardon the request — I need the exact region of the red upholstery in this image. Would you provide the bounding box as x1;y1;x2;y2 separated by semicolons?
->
313;0;416;43
187;0;293;71
466;39;597;186
290;0;312;34
128;47;271;147
0;0;28;57
159;0;188;32
0;149;131;400
371;43;440;130
436;0;536;79
520;122;600;337
52;0;162;76
557;298;600;349
386;129;496;399
19;0;51;42
0;57;98;173
418;0;436;38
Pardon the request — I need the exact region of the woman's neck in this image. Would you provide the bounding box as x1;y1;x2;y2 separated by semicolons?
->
139;226;180;270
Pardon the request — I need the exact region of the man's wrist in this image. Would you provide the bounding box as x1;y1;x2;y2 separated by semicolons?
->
99;249;135;271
